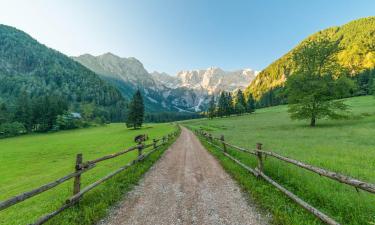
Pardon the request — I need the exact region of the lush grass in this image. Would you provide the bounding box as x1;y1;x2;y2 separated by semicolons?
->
0;123;178;225
183;95;375;225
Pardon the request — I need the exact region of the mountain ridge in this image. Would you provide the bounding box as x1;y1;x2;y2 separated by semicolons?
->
0;24;126;121
245;16;375;100
74;53;257;112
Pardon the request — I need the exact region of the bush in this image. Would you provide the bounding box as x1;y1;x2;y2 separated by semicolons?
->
0;122;26;138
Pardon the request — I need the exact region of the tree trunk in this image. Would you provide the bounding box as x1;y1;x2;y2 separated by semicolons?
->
310;117;316;127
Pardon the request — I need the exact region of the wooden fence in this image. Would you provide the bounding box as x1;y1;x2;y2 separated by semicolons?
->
0;130;179;225
195;129;375;225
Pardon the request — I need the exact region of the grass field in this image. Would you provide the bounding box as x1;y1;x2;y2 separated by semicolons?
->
0;123;177;225
183;95;375;225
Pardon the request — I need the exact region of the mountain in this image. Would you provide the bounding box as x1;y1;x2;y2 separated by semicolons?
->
0;24;126;121
174;68;256;94
73;53;180;112
245;16;375;100
74;53;257;112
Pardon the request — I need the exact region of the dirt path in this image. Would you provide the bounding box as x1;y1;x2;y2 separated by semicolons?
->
99;127;269;225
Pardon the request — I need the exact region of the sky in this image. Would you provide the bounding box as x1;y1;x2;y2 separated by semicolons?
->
0;0;374;75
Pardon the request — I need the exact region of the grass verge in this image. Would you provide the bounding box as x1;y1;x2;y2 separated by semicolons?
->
0;123;179;225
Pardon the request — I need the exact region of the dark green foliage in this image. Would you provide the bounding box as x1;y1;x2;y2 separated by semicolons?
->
217;91;233;117
0;122;26;137
126;90;144;129
225;93;234;115
14;92;33;132
208;95;216;119
234;90;246;114
286;38;355;126
212;91;252;118
145;112;202;123
0;102;10;124
0;24;126;126
56;113;82;130
354;69;375;95
217;92;227;117
31;95;69;132
246;93;256;113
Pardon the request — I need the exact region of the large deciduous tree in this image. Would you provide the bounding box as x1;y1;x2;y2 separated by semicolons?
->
286;38;354;126
126;90;144;129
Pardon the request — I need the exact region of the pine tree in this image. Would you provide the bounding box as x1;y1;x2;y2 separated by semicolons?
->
126;90;145;129
207;95;216;119
234;90;247;115
246;93;256;113
0;103;9;125
217;92;226;117
225;92;234;116
15;91;33;132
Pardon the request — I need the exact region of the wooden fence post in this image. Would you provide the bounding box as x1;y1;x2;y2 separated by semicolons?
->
256;143;263;174
220;135;227;153
73;153;83;196
137;140;143;158
208;134;213;142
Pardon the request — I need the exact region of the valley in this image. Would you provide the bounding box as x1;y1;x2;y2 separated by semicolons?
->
182;95;375;225
0;123;177;225
0;3;374;225
73;53;256;113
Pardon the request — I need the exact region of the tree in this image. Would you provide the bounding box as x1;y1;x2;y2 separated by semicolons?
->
32;95;68;132
81;103;95;121
217;92;226;117
234;90;247;115
0;103;9;125
246;94;256;113
15;91;33;132
126;90;144;129
225;92;234;116
207;96;216;119
286;38;354;126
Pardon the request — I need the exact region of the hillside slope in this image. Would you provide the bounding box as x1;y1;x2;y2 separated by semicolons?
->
0;25;126;121
245;17;375;100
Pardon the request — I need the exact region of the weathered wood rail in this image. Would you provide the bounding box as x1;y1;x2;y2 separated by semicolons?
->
0;129;179;225
195;129;375;225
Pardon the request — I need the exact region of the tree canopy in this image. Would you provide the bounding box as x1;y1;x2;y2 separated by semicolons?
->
126;90;145;129
286;38;355;126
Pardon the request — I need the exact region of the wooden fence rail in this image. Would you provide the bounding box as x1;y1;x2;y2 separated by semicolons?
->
195;129;375;225
0;129;179;225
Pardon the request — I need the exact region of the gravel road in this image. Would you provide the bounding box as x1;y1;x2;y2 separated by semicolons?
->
99;127;269;225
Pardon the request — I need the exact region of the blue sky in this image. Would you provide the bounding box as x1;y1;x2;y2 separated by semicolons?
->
0;0;374;74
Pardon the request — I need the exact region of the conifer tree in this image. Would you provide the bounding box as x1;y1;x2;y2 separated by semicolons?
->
207;95;216;119
15;91;33;132
225;92;234;116
126;90;145;129
246;93;256;113
0;103;9;125
234;90;247;114
217;92;226;117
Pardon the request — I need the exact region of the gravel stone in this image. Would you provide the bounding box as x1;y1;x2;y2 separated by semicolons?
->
99;127;270;225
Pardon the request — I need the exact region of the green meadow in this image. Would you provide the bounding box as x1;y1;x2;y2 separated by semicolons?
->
183;95;375;225
0;123;177;225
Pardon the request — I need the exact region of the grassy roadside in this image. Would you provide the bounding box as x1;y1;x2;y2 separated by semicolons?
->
192;133;323;225
0;123;180;225
182;96;375;225
47;127;180;225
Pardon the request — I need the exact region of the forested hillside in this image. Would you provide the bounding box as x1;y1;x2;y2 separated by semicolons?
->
245;17;375;104
0;25;126;136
